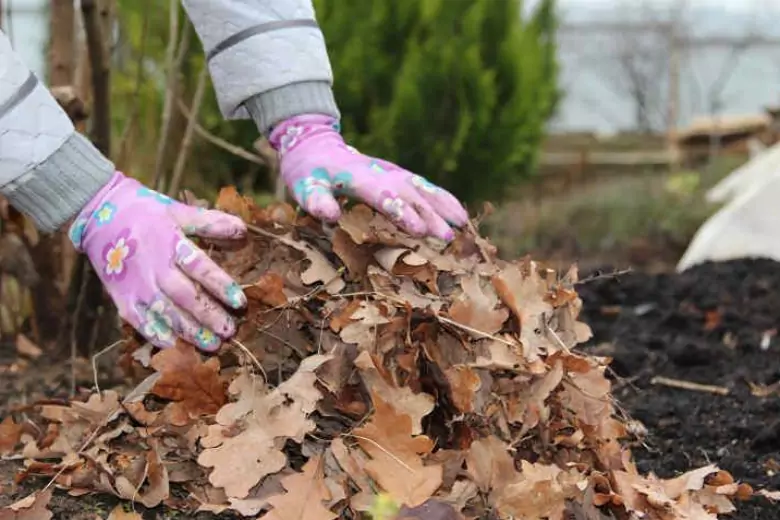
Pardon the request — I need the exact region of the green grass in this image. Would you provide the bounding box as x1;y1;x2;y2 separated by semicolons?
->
484;156;746;262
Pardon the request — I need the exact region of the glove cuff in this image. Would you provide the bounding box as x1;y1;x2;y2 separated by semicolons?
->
244;81;340;137
3;132;115;234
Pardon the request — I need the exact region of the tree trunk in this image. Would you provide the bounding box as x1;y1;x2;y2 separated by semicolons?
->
29;1;77;349
49;1;75;86
61;0;118;357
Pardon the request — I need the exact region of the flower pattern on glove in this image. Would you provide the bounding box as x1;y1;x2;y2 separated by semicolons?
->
174;237;200;266
195;327;220;350
69;218;88;249
293;167;332;206
137;186;174;205
94;202;117;226
72;171;247;353
138;297;177;347
410;174;441;194
269;114;469;241
225;282;246;309
102;229;136;281
378;190;406;222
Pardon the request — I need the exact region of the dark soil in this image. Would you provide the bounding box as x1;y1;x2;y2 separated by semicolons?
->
578;258;780;520
2;258;780;518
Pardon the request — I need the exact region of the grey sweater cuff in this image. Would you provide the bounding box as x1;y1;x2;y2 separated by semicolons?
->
2;132;114;233
244;80;340;136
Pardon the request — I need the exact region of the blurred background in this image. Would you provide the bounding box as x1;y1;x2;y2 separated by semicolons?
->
1;0;779;352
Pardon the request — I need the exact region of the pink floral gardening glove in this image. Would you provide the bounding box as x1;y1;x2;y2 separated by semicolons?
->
68;172;247;352
269;114;469;241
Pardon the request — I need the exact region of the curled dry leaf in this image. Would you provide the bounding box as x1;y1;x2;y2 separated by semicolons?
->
244;272;288;307
198;355;331;499
263;456;338;520
354;351;434;435
352;393;443;508
105;505;143;520
447;273;508;336
215;186;252;222
0;416;23;455
0;489;52;520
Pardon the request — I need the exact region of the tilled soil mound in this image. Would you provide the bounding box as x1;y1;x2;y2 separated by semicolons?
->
577;259;780;520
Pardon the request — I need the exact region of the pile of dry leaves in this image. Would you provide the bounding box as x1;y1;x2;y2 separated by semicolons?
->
0;188;760;519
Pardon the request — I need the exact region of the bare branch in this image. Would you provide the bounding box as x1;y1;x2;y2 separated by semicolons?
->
152;3;191;191
175;98;267;166
167;65;209;196
81;0;111;156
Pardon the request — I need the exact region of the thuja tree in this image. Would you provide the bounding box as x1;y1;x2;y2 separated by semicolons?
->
313;0;560;206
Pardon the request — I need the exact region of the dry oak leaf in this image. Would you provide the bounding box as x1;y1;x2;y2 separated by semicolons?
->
338;204;400;245
274;231;345;294
448;273;508;336
244;272;288;307
352;392;443;508
105;505;143;520
757;489;780;501
332;227;373;279
0;416;23;455
339;301;391;349
113;440;170;508
198;355;331;499
0;489;53;520
492;263;554;359
661;464;719;499
354;350;434;435
149;342;227;426
493;461;585;519
560;366;612;430
215;185;252;222
465;436;518;494
512;359;564;435
264;456;338;520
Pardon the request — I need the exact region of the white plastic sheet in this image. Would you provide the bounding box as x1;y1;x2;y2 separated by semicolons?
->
677;165;780;271
706;141;780;203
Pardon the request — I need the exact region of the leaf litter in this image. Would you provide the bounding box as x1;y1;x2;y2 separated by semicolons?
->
0;188;770;519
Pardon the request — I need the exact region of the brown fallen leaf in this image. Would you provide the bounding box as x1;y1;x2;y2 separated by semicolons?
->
0;489;53;520
264;456;338;520
465;436;517;494
198;355;331;499
354;351;434;435
448;273;508;336
492;263;554;358
757;489;780;501
0;416;23;455
352;392;443;508
244;272;288;307
105;505;143;520
493;461;585;519
268;231;346;294
15;334;42;359
215;185;252;222
150;342;227;426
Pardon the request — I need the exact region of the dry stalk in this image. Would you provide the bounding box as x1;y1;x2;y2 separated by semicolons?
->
176;99;266;165
168;65;209;196
152;6;191;190
651;376;730;395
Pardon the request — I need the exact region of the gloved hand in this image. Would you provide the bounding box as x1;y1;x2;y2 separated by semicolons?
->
68;172;247;352
269;114;468;241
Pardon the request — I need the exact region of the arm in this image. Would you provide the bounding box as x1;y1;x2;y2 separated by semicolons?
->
180;0;340;134
0;29;114;233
